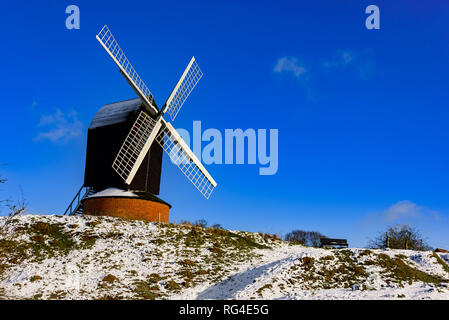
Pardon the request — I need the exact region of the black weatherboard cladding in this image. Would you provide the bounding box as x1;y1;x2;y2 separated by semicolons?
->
83;98;163;195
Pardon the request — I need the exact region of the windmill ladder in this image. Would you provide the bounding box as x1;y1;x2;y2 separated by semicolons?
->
64;186;95;215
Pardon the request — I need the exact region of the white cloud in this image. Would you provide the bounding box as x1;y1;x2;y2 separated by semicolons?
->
273;56;307;78
322;50;355;68
273;49;374;85
361;200;443;229
382;200;423;222
321;49;375;80
30;100;38;110
34;109;83;144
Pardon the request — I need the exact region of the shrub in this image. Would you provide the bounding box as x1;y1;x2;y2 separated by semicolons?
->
180;259;195;267
133;280;160;300
30;275;42;282
165;280;181;291
368;224;431;250
194;219;208;228
102;274;118;284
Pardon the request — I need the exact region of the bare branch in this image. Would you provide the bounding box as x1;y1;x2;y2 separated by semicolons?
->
0;186;27;234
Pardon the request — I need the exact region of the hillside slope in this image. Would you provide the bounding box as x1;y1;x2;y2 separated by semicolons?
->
0;214;448;300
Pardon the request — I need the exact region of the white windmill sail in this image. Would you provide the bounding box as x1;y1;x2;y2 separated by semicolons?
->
163;57;203;121
156;120;217;199
112;111;162;184
96;25;158;114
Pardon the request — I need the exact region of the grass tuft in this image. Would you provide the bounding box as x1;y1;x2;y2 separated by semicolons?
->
432;252;449;275
377;253;447;285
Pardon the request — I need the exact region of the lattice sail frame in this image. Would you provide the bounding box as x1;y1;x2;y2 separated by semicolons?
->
156;121;217;199
96;25;158;114
164;57;203;121
112;111;162;184
97;25;217;199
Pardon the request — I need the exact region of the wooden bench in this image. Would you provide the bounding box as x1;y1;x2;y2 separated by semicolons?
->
320;238;348;248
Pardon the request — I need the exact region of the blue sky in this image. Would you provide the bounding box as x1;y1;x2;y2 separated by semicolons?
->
1;1;448;248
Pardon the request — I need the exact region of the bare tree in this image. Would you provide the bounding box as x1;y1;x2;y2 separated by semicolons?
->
368;224;432;251
194;219;208;228
6;187;27;218
0;176;27;234
285;229;327;247
309;231;327;247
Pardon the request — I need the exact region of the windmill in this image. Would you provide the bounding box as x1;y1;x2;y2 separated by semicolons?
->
64;25;217;222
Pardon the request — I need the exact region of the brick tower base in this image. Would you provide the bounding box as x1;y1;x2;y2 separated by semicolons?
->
82;195;170;223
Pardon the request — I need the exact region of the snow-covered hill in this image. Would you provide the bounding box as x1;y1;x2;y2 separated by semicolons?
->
0;214;448;300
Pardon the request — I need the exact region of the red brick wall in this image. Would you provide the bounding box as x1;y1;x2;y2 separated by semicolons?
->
82;197;170;223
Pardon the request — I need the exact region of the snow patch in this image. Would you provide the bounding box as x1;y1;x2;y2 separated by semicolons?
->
87;188;138;199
